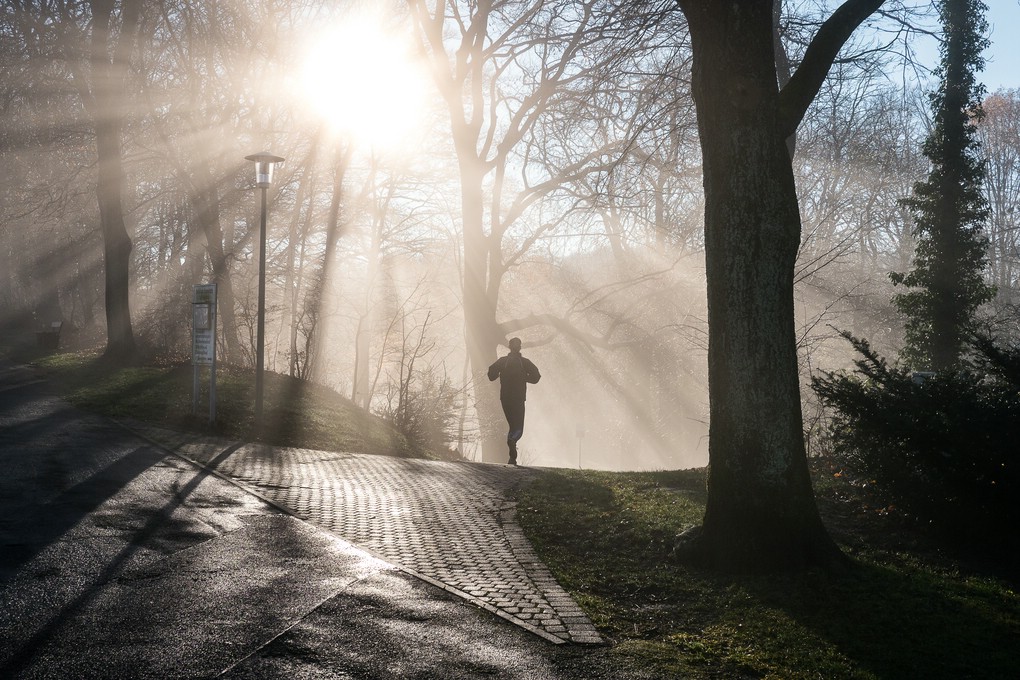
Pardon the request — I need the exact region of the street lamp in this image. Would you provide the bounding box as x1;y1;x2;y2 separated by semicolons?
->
245;151;285;433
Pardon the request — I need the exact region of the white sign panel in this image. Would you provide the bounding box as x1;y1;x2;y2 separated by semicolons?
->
192;284;217;365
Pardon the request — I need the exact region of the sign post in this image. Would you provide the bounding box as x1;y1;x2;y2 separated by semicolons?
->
192;283;217;424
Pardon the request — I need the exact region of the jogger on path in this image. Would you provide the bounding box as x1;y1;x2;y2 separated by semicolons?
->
487;338;541;465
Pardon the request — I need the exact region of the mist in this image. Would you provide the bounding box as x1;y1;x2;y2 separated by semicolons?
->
3;1;1020;472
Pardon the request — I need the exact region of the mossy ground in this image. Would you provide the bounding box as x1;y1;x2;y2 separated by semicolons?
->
516;468;1019;679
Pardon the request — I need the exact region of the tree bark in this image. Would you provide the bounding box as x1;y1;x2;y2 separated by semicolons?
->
89;0;138;362
308;149;349;383
189;164;241;364
676;0;883;571
459;153;505;461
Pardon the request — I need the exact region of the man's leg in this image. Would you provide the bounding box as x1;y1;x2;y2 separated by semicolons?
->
503;400;525;464
500;400;515;463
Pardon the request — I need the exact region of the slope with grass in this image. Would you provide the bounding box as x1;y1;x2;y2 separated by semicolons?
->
28;350;415;458
515;468;1019;679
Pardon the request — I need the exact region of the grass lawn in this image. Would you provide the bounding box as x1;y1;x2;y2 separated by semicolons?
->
6;346;1018;678
22;349;412;457
515;468;1019;678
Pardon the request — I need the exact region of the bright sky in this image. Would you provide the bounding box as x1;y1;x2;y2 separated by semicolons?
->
983;1;1020;92
295;7;429;152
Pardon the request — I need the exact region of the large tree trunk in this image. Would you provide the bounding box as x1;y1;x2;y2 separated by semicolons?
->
190;163;241;365
459;155;505;462
90;0;138;362
409;0;505;462
308;155;348;383
95;119;135;360
679;2;841;572
352;200;381;410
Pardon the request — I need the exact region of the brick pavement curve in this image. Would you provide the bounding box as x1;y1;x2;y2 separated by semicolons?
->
130;427;603;646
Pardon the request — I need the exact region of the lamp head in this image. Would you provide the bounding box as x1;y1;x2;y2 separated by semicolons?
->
244;151;285;188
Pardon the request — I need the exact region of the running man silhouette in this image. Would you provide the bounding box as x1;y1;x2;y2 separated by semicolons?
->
487;337;541;465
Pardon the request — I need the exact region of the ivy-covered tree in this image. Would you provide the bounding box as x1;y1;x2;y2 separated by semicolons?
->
891;0;994;371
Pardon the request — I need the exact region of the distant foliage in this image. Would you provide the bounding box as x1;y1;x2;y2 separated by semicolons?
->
134;282;192;364
812;331;1020;557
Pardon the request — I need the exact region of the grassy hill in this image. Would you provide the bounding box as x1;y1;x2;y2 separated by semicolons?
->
515;466;1019;679
24;349;414;458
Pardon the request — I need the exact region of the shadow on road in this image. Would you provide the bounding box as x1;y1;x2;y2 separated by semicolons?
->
0;375;246;676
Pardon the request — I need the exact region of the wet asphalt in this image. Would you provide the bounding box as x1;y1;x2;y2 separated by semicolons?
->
0;360;657;679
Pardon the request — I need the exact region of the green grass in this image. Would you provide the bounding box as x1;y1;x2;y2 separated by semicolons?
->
6;345;1018;677
515;469;1020;679
25;349;412;457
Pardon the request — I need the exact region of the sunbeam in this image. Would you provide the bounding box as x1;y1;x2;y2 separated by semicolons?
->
296;8;430;152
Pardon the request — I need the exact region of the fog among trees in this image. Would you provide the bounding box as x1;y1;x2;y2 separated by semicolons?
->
3;0;1018;473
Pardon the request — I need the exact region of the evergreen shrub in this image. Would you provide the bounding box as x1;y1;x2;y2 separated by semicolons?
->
812;332;1019;558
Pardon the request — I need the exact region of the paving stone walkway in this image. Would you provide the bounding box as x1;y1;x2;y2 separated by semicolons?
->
129;427;602;645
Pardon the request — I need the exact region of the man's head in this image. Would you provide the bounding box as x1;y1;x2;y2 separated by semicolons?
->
508;337;522;352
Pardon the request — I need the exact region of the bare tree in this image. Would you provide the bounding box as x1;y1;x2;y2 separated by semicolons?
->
978;90;1020;296
68;0;142;360
408;0;662;460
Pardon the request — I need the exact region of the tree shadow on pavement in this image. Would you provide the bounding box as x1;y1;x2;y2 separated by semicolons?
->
1;445;165;577
0;442;245;677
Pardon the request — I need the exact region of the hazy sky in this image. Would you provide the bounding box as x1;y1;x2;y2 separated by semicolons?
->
889;2;1018;92
983;1;1020;91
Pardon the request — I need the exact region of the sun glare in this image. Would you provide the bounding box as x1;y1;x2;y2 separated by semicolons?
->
298;12;429;152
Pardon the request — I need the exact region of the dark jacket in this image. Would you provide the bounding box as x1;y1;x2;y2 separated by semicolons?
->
487;351;540;402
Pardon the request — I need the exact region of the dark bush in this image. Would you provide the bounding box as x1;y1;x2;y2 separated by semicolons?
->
811;332;1019;559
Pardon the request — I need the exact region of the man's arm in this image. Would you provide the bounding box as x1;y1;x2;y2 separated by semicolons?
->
524;359;541;384
487;357;504;381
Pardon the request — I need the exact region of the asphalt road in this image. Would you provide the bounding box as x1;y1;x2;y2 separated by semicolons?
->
0;360;653;679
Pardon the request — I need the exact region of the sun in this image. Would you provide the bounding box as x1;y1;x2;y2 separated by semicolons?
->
298;11;430;151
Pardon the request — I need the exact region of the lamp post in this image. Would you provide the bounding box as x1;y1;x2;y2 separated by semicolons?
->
245;151;285;433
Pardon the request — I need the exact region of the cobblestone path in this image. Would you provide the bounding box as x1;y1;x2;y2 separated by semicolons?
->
139;431;602;645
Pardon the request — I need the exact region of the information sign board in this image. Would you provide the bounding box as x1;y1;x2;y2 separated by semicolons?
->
192;283;217;423
192;284;217;365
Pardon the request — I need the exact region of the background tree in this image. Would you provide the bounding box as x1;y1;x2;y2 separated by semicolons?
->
976;90;1020;304
79;0;141;360
890;0;994;371
408;0;645;461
